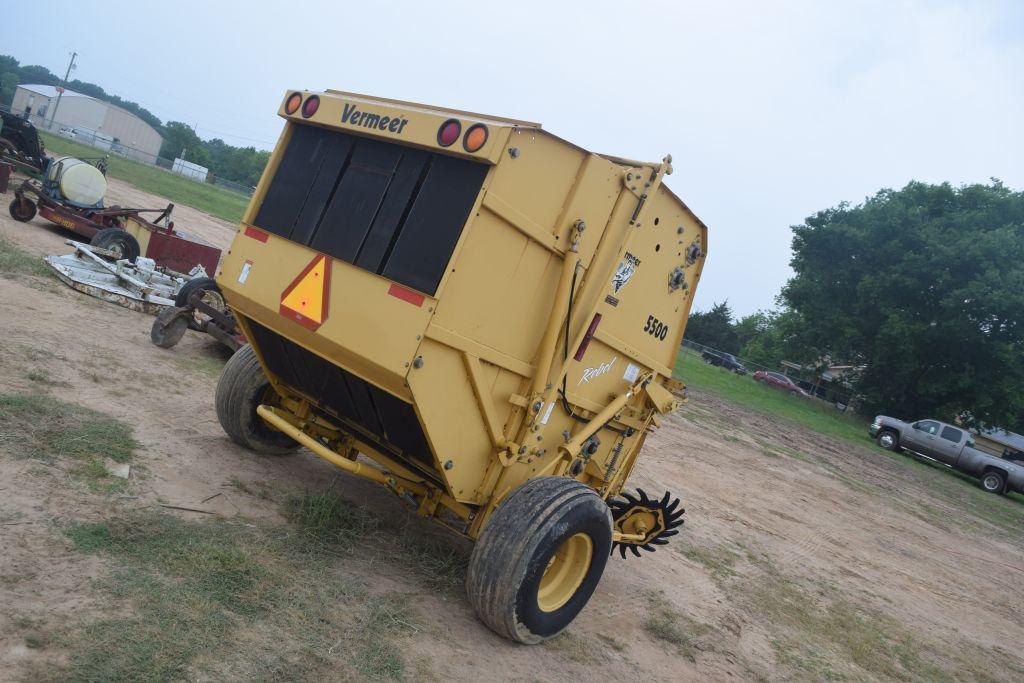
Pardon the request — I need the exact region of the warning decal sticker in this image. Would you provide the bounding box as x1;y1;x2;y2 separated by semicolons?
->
279;254;332;330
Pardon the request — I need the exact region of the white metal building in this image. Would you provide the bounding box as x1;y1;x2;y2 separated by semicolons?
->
11;84;163;161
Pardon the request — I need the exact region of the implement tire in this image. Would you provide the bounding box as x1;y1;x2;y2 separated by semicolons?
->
215;345;297;455
90;228;140;263
150;307;189;348
175;276;226;331
466;477;612;644
8;197;36;222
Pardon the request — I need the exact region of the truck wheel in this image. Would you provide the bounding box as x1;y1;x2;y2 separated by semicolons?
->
876;430;900;451
8;197;36;222
175;277;226;331
215;345;297;455
150;307;190;348
90;228;140;263
980;470;1006;494
466;477;612;644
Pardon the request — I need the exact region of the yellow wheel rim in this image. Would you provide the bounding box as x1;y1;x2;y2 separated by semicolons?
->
537;532;593;613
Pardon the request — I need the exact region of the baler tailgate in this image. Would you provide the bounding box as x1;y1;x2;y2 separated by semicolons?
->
253;125;486;295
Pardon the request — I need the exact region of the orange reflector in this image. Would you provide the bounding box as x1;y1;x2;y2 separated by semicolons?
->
284;92;302;115
280;254;331;330
463;124;488;152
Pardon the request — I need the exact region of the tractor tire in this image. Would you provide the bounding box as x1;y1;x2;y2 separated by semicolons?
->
876;430;900;452
150;307;190;348
215;345;297;455
90;228;140;263
175;277;227;331
980;470;1006;495
466;476;612;644
8;198;36;223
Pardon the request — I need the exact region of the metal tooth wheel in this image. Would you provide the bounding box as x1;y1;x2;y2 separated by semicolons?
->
609;488;685;558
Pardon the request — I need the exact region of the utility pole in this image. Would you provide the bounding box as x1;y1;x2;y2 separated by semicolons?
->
49;51;77;126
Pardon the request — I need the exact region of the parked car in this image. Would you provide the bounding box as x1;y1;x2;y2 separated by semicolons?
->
869;416;1024;495
702;350;747;374
752;370;810;397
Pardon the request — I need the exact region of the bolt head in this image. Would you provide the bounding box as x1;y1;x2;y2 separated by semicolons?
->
444;460;454;470
412;356;424;369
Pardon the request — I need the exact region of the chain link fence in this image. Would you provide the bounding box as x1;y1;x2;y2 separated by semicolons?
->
2;103;254;196
678;339;857;411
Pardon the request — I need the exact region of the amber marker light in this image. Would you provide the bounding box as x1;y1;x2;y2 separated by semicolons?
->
463;123;488;152
284;92;302;115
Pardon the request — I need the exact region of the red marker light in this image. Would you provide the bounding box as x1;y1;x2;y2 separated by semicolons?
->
284;92;302;115
437;119;461;147
463;124;488;152
301;95;320;118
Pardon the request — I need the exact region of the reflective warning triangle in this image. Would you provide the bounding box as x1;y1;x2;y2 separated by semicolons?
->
279;254;331;330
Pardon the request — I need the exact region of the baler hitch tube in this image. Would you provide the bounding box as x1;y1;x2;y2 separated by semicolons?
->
257;404;429;496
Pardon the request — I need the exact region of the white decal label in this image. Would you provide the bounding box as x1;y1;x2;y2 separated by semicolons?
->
611;252;641;293
238;260;253;284
540;401;555;426
579;356;617;386
623;363;640;383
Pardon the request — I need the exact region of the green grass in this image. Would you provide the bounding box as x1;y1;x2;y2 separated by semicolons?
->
47;510;425;682
284;488;469;592
0;392;137;463
39;132;250;223
0;234;55;282
674;348;870;448
642;590;711;661
0;392;137;494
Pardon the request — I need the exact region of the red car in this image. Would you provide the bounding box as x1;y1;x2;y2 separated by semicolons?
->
753;370;811;398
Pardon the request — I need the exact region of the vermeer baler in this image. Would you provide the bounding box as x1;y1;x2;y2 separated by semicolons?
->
214;89;707;643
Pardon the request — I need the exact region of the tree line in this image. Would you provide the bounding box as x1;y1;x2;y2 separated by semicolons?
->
0;55;269;188
685;180;1024;430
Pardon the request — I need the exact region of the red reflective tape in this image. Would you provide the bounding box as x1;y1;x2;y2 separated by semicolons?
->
388;283;425;307
244;226;269;243
573;313;602;361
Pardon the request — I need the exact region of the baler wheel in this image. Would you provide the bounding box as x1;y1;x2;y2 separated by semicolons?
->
151;307;190;348
215;345;298;455
466;477;612;644
8;198;36;223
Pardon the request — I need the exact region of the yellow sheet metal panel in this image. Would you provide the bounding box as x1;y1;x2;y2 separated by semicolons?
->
406;338;494;498
592;188;706;371
431;210;561;365
278;90;513;165
218;228;434;399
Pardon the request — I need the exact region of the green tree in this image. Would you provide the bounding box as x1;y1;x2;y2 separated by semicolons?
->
159;121;210;167
684;301;739;353
738;308;812;369
783;180;1024;425
0;71;18;105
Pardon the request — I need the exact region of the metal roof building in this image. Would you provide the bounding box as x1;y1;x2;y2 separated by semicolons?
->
11;84;163;161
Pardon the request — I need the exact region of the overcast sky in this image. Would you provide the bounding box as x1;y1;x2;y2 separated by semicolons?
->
7;0;1022;315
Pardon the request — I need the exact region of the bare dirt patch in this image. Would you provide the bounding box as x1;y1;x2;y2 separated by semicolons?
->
1;179;1022;680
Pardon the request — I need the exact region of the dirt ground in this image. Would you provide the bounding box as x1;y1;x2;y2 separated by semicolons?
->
1;177;1023;681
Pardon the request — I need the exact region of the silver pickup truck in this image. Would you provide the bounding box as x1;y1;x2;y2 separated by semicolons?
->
869;416;1024;495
